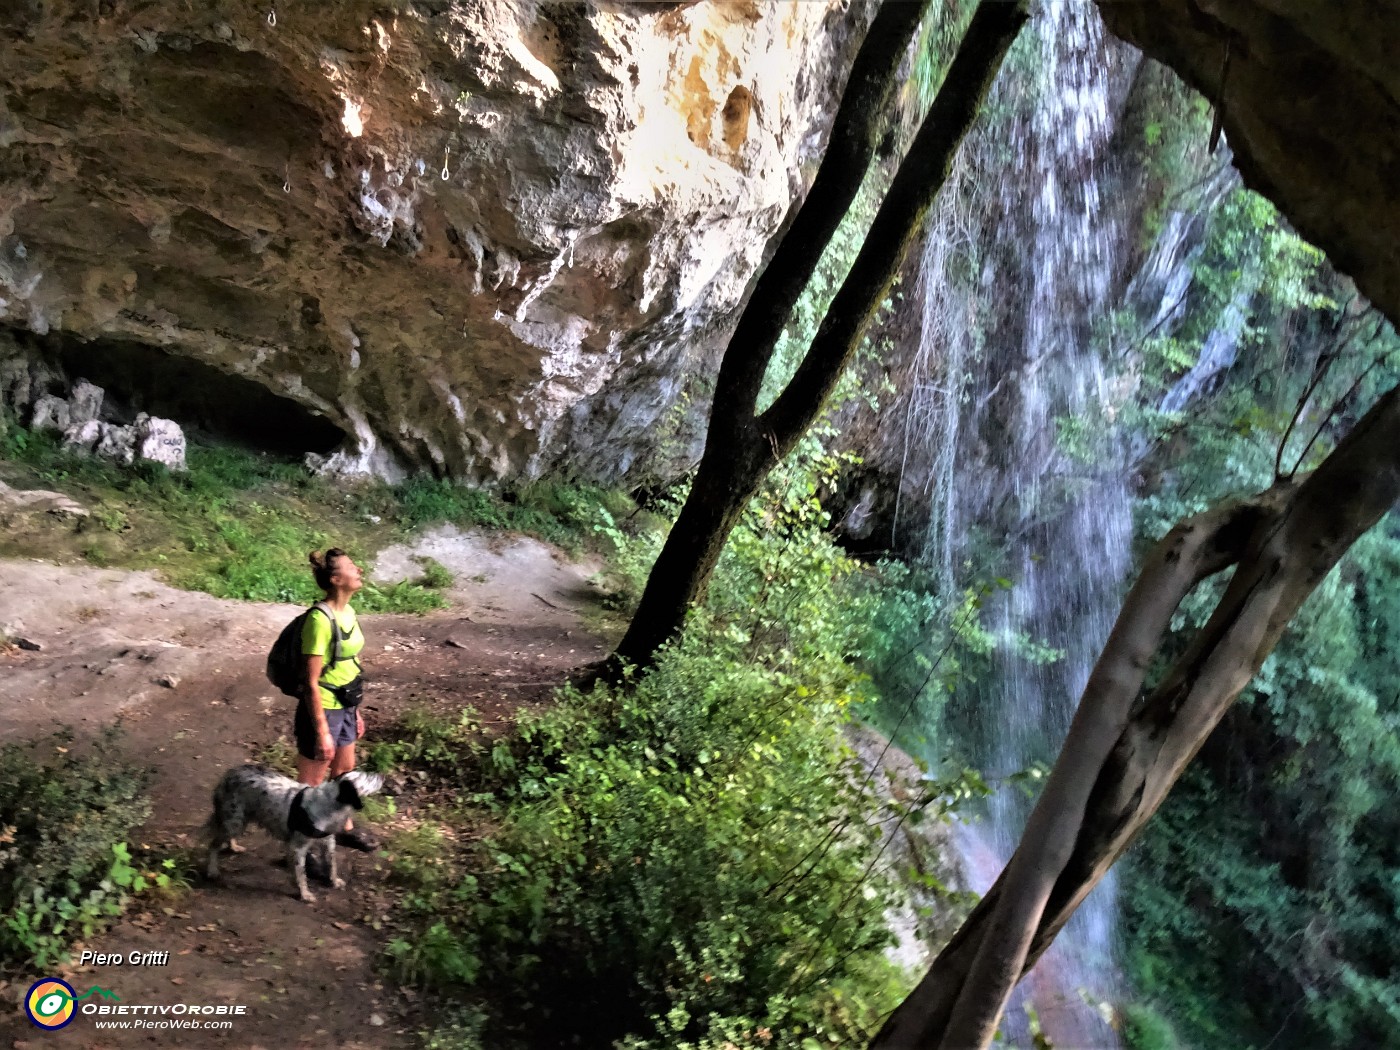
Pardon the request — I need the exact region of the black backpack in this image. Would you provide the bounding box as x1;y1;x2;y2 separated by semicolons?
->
266;602;342;698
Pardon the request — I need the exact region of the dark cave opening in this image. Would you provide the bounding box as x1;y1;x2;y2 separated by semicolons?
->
39;334;345;457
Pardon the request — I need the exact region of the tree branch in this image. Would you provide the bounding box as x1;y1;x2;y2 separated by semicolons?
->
873;383;1400;1050
762;0;1030;448
872;495;1264;1048
709;0;934;440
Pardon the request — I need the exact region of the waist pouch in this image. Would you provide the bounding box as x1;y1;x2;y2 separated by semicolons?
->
323;676;364;709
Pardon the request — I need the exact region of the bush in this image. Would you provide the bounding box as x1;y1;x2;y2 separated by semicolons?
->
384;446;959;1048
388;631;908;1048
0;731;160;971
1122;1003;1182;1050
414;556;456;590
361;707;483;776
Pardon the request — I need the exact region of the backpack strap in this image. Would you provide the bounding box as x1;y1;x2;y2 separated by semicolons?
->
311;602;342;676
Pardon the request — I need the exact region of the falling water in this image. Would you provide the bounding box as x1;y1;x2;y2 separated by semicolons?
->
981;6;1130;1045
914;4;1153;1045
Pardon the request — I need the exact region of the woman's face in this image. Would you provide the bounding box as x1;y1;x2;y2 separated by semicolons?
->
330;554;364;594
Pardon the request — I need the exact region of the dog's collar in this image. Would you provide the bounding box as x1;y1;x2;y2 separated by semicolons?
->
289;787;332;839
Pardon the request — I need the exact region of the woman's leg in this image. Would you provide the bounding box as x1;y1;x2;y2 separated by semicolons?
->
295;705;333;785
329;742;356;776
296;755;332;786
330;739;371;841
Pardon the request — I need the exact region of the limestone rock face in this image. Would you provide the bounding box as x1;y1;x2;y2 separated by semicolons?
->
0;0;867;482
1095;0;1400;328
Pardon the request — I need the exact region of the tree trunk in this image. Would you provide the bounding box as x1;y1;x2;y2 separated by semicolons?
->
871;382;1400;1050
612;0;1030;671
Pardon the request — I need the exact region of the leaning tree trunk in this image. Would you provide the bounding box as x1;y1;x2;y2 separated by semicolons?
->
871;383;1400;1049
611;0;1030;671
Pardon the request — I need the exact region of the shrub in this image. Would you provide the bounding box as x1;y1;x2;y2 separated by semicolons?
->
0;731;159;971
1122;1003;1182;1050
414;556;455;590
384;446;956;1048
389;631;908;1048
361;707;482;776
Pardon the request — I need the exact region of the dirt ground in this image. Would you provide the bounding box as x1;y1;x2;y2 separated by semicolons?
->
0;531;612;1049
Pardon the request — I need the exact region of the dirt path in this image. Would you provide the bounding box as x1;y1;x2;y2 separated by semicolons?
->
0;531;611;1048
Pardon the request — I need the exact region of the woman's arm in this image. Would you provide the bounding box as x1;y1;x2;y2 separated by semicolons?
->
304;654;334;760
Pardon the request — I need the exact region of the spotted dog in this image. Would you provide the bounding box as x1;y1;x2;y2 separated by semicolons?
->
202;764;383;902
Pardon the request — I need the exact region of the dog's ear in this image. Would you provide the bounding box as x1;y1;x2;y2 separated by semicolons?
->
336;776;363;809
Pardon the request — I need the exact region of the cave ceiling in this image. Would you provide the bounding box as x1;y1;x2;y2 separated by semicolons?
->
1096;0;1400;328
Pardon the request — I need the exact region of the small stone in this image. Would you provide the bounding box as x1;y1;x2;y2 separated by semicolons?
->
156;674;180;688
369;1013;385;1027
444;637;468;648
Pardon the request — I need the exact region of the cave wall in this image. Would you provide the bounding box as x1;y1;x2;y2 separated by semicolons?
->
1094;0;1400;331
0;0;870;481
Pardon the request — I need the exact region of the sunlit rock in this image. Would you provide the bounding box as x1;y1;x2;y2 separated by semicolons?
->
0;0;869;482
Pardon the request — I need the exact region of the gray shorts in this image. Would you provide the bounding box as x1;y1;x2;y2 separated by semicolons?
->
294;705;359;760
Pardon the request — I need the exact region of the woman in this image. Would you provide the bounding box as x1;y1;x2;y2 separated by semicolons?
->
295;547;376;851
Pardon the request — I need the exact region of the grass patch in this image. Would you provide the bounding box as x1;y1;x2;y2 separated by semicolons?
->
0;416;629;612
256;738;299;777
360;706;484;777
414;556;456;590
354;476;633;554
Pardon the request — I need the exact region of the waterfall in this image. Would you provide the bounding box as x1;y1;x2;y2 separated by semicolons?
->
909;4;1158;1044
980;7;1130;1045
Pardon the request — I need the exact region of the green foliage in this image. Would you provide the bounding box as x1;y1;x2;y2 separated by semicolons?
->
360;706;483;776
0;731;160;971
392;476;507;531
384;440;968;1048
1119;184;1400;1045
1121;1003;1181;1050
382;476;619;553
414;556;455;590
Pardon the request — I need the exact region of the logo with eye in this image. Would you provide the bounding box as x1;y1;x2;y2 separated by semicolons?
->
24;978;77;1029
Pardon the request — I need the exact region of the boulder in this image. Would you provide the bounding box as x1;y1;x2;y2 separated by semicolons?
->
68;379;105;426
134;414;187;471
29;394;69;433
93;422;137;466
62;418;104;452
